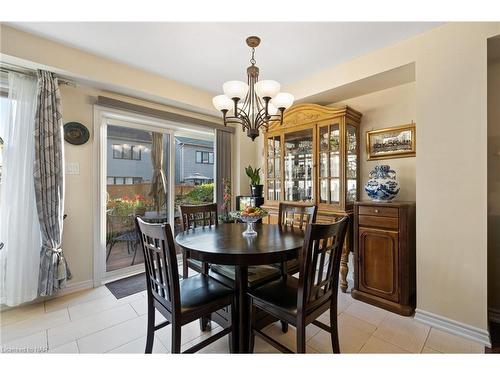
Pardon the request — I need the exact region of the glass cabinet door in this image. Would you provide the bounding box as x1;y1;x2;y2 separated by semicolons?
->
284;129;313;202
266;135;281;200
346;124;358;203
318;123;340;204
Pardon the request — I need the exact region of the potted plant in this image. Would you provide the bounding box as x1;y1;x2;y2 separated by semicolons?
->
245;165;263;198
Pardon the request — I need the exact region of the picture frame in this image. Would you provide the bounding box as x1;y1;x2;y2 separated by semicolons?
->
366;123;416;161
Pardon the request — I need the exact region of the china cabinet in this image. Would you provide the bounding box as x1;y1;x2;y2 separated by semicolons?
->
262;104;362;292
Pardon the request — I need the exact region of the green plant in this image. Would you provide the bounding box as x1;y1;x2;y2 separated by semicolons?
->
245;165;261;186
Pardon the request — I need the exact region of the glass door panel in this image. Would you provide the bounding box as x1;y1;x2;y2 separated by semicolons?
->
106;125;169;273
266;135;281;201
346;124;358;203
318;123;340;204
284;129;313;202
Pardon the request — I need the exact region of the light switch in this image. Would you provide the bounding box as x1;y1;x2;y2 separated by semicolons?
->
66;162;80;175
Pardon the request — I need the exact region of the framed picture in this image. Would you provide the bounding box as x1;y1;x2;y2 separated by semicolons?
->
366;123;416;160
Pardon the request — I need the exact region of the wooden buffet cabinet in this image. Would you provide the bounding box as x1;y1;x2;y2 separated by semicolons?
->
261;104;363;292
352;201;416;315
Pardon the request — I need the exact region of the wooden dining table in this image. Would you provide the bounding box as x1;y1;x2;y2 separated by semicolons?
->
175;223;304;353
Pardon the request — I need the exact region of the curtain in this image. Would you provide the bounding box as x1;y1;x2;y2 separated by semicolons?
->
35;70;71;297
148;132;167;213
0;73;41;306
215;129;232;214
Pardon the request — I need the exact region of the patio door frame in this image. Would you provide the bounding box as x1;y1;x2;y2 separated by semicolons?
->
93;106;177;286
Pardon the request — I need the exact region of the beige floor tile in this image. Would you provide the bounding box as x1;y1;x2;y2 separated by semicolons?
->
155;319;219;351
44;286;112;312
68;292;144;321
260;321;321;352
338;291;355;314
373;313;430;353
78;314;148;353
360;336;410;353
308;313;375;353
345;301;389;327
425;329;484;354
49;341;79;353
0;330;48;353
421;346;442;354
48;304;137;348
0;302;46;327
1;308;69;343
129;296;148;316
108;333;167;353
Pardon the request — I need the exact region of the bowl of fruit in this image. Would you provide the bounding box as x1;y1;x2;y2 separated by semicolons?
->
237;206;268;236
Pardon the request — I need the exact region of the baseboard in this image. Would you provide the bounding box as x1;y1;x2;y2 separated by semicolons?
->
415;308;491;347
489;308;500;324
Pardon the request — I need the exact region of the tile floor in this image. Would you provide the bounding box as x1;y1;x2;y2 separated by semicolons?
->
0;274;486;354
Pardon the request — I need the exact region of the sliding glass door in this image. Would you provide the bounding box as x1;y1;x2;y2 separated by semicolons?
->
105;123;170;273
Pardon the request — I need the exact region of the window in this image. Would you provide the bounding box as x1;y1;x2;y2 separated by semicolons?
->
113;144;142;160
195;151;214;164
107;177;143;185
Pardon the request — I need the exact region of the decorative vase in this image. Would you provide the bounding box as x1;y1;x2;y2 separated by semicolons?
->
364;165;400;202
250;184;263;197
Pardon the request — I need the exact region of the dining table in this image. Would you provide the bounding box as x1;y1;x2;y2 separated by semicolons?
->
175;222;304;353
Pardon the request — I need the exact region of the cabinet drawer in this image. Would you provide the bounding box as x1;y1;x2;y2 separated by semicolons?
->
358;215;399;230
358;206;399;218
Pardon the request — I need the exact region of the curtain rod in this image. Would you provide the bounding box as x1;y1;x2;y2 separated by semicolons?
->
0;63;76;87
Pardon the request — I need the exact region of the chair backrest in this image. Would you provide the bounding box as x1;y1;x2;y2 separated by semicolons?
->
179;203;218;231
278;202;317;230
297;216;349;314
135;217;180;313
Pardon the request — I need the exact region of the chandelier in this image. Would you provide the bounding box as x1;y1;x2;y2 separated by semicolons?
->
212;36;294;141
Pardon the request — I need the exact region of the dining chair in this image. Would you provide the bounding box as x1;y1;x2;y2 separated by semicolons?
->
277;202;318;275
248;216;349;353
106;211;140;266
135;217;236;353
179;203;218;279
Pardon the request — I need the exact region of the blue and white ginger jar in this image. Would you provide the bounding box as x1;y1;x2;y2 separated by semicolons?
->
364;165;400;201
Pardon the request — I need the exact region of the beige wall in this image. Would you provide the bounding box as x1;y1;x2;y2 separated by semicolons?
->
331;82;416;201
283;22;500;333
60;84;255;286
488;59;500;317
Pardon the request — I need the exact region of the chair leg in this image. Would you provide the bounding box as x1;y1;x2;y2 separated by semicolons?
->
230;299;239;353
131;242;138;266
182;251;189;279
199;316;210;332
330;303;340;354
280;320;289;333
145;298;155;354
171;323;181;354
106;241;114;261
296;322;306;354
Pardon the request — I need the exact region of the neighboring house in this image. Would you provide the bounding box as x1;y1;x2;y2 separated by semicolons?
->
175;136;214;184
106;125;155;185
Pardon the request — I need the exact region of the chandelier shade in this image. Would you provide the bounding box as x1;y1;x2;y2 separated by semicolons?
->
222;80;249;100
254;80;281;99
212;36;294;141
212;95;233;112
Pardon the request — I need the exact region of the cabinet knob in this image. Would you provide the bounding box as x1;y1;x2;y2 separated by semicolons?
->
374;209;379;213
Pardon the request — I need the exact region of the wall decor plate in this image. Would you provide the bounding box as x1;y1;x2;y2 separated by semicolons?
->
366;123;416;160
64;122;90;145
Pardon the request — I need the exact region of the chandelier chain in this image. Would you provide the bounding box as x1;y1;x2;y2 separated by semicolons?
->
250;47;256;66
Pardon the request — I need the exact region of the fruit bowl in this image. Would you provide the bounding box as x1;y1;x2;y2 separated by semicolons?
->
236;207;268;236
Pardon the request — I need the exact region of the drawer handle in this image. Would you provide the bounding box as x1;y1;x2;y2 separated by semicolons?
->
374;209;379;213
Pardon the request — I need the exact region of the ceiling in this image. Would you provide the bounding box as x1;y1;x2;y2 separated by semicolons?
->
8;22;441;94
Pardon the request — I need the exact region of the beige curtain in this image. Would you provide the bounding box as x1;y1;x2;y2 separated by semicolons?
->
148;132;167;213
